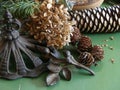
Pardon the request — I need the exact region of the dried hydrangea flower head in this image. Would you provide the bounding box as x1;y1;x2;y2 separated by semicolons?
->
26;0;74;48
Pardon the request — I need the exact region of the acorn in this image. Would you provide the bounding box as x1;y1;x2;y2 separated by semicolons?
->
91;45;104;61
70;26;81;45
77;36;92;52
77;52;94;67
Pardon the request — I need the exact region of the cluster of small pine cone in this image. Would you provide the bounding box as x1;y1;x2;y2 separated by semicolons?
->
71;27;104;67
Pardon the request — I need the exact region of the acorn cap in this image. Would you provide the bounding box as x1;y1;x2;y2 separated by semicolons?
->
91;45;104;61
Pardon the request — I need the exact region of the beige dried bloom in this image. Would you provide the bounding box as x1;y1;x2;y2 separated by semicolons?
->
26;0;74;48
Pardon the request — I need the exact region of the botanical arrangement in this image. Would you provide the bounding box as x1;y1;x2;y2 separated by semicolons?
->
0;0;119;86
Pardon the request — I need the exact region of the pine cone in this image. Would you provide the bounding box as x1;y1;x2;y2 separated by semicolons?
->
77;36;92;52
70;26;81;45
69;5;120;33
77;52;94;67
91;45;104;61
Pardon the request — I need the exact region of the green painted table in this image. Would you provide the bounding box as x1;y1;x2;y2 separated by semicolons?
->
0;32;120;90
0;3;120;90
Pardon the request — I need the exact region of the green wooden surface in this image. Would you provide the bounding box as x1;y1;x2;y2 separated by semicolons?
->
0;32;120;90
0;2;120;90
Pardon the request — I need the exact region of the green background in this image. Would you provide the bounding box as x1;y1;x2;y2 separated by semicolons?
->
1;32;120;90
0;2;120;90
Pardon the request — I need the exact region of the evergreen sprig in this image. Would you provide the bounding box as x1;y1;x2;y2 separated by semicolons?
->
104;0;120;5
0;0;40;18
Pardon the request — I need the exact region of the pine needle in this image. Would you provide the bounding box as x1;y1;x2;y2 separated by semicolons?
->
104;0;120;5
0;0;40;18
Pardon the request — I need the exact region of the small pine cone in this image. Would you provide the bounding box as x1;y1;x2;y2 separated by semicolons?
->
91;45;104;61
78;52;94;67
77;36;92;52
71;26;81;45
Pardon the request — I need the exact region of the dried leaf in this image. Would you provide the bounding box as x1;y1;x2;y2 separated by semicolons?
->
47;63;62;73
61;68;71;81
46;73;60;86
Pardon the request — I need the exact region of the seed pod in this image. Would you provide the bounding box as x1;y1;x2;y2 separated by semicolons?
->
47;63;62;73
77;36;92;52
60;68;71;81
78;52;94;67
46;73;60;86
91;45;104;61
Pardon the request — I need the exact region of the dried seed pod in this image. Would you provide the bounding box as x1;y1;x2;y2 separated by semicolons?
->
91;45;104;61
60;68;71;81
47;63;62;73
77;36;92;52
109;36;114;40
109;46;114;50
70;26;82;45
46;73;60;86
110;58;115;64
78;52;94;67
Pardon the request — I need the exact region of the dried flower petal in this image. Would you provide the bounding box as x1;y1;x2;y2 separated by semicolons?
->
47;3;52;9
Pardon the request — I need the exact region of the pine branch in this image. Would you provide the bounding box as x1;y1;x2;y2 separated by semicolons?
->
0;0;40;18
104;0;120;5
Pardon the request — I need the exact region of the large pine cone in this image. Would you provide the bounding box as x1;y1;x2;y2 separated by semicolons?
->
71;26;81;45
78;52;94;67
77;36;92;52
69;5;120;33
91;45;104;61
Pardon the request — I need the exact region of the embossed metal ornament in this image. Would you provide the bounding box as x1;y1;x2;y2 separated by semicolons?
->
0;10;45;79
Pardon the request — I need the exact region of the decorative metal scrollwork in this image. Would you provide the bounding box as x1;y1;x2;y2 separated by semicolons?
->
0;10;45;79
